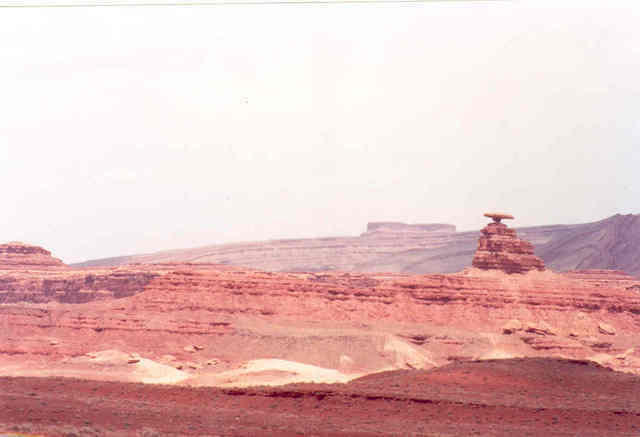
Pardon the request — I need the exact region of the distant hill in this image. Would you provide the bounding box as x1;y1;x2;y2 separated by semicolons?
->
537;213;640;274
74;214;640;277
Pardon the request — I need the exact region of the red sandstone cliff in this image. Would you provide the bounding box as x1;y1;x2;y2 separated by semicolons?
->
0;268;157;304
1;262;640;381
2;232;640;386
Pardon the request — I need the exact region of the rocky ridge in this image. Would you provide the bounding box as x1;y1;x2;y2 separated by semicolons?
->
74;213;640;277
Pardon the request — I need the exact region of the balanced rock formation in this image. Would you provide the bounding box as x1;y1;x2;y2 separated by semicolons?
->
0;241;67;270
472;213;545;274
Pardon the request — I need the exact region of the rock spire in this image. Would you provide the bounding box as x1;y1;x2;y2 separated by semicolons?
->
472;213;545;274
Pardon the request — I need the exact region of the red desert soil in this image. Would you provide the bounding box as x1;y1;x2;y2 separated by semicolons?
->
1;358;639;437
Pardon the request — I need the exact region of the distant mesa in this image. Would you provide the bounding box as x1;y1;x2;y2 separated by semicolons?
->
472;213;545;274
0;241;67;270
364;222;456;234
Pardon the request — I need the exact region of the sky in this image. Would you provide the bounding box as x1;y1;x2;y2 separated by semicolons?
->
1;0;639;263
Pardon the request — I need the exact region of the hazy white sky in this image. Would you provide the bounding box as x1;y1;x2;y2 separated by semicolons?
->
1;0;639;263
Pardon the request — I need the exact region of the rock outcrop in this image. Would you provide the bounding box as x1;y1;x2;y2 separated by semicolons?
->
0;268;158;304
0;242;67;270
0;242;157;304
472;214;546;274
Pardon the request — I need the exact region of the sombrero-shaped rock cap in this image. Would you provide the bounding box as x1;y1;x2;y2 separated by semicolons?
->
484;213;514;223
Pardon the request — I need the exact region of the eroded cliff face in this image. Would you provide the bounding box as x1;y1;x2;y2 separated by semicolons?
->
2;263;640;383
0;242;67;270
0;242;156;304
0;269;158;304
3;234;640;387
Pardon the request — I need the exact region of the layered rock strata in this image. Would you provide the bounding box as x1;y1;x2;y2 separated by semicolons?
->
472;214;546;274
0;242;67;270
2;240;640;384
2;262;640;378
0;269;158;304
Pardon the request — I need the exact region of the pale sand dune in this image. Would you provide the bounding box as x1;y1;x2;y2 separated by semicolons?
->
133;358;190;384
80;350;190;384
186;342;443;388
479;349;520;360
0;341;433;388
188;358;360;387
383;336;438;369
0;350;190;385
